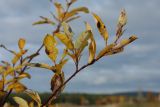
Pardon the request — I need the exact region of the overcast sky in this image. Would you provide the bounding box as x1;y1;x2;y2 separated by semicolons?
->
0;0;160;93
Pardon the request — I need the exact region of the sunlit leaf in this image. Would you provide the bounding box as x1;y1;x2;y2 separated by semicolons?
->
55;33;74;50
13;97;29;107
43;34;58;62
92;13;109;45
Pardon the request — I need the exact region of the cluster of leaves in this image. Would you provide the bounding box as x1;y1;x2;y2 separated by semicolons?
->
0;0;137;107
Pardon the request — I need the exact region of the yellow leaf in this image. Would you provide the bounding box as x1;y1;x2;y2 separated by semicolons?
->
118;9;127;27
27;63;54;71
75;31;90;51
92;13;109;44
62;22;74;38
13;97;29;107
12;50;27;65
7;82;27;93
64;7;89;20
96;44;115;60
18;73;31;79
106;48;124;56
85;22;96;63
25;90;41;107
54;2;64;20
43;34;58;62
114;35;138;49
55;33;74;50
18;38;26;50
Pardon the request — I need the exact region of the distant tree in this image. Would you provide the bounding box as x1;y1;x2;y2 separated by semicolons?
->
0;0;137;106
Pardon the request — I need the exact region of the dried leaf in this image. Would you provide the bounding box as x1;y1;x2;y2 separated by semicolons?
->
92;13;109;44
13;97;29;107
51;72;65;95
118;9;127;27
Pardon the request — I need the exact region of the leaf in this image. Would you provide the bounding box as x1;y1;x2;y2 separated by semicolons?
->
75;31;90;51
17;73;31;79
0;80;4;91
114;35;138;49
25;90;41;107
92;13;109;44
18;38;26;50
51;72;65;96
62;22;74;38
70;0;77;5
55;33;74;50
64;7;89;20
7;82;27;93
106;48;124;55
118;9;127;27
54;2;64;20
0;91;7;99
66;16;80;23
33;16;55;25
85;22;96;63
96;44;115;60
12;50;27;65
43;34;58;62
13;97;29;107
27;63;54;71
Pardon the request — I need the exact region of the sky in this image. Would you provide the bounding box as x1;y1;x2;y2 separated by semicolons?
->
0;0;160;93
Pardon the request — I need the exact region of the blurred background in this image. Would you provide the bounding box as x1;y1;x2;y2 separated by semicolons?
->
0;0;160;107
